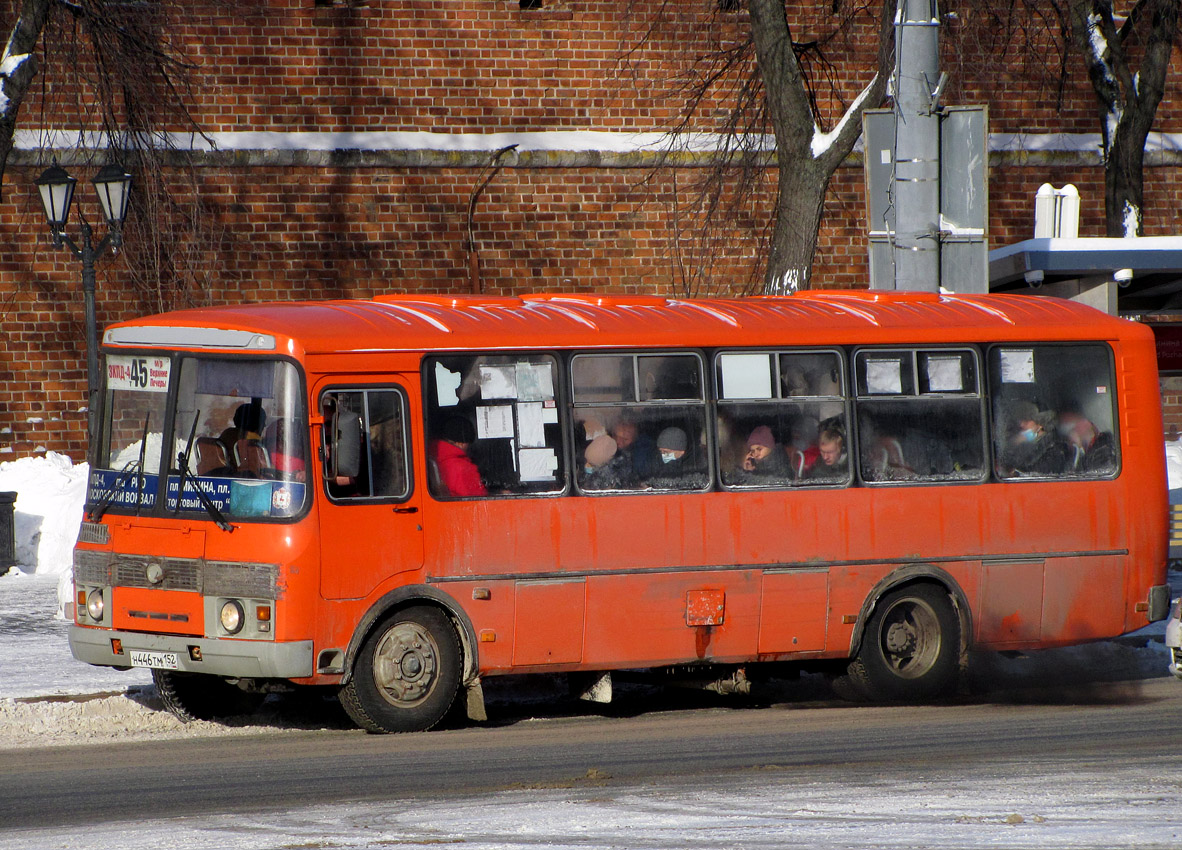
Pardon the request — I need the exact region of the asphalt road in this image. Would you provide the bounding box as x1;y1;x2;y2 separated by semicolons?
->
2;674;1180;831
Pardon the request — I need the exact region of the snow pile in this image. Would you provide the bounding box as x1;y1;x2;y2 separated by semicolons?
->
0;452;87;577
1166;440;1182;491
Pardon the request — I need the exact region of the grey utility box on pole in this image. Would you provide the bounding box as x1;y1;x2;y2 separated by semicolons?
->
864;107;989;293
864;0;989;294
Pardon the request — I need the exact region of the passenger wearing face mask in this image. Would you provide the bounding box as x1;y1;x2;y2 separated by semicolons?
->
656;427;690;474
1001;401;1070;477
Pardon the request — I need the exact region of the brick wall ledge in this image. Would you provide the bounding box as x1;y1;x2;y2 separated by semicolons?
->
10;130;1182;169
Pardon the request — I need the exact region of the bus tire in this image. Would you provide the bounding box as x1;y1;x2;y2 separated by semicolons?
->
153;669;265;722
339;605;461;734
848;583;959;702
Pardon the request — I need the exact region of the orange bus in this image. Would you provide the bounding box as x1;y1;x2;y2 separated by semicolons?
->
69;290;1170;732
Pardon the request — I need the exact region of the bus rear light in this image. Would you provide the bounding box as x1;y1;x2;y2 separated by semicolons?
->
110;639;124;655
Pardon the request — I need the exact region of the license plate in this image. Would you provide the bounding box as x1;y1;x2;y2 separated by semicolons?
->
128;650;180;670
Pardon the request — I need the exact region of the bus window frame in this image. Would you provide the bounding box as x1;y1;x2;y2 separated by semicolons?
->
713;347;850;491
422;351;569;500
986;341;1121;483
92;349;313;524
570;348;711;496
319;384;415;505
852;345;988;488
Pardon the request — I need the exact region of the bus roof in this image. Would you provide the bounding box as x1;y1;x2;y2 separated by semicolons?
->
103;290;1147;355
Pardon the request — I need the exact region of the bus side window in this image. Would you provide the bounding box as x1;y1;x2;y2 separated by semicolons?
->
715;350;848;489
321;389;410;501
853;349;986;485
572;352;709;493
989;344;1118;480
425;354;566;499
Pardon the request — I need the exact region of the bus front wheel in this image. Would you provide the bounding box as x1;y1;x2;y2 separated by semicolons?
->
339;606;461;733
847;584;960;701
153;670;265;722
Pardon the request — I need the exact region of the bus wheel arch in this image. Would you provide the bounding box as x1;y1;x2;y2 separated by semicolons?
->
339;603;464;733
338;587;480;733
845;567;971;701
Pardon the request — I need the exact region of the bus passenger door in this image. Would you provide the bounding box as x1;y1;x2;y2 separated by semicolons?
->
316;381;425;600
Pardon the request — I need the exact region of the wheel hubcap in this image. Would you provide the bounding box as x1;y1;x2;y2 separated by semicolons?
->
879;597;941;679
372;622;438;707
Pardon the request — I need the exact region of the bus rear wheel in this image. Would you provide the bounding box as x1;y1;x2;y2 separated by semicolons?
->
339;606;461;733
847;584;960;702
153;670;265;722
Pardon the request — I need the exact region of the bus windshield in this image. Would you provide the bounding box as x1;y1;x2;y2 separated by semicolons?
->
91;354;308;521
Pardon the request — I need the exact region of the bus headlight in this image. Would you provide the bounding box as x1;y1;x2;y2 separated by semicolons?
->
219;600;245;635
85;589;105;621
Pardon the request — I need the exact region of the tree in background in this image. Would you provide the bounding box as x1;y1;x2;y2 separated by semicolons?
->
638;1;895;295
0;0;218;312
1066;0;1178;237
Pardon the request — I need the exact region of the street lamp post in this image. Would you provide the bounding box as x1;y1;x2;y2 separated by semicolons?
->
35;163;133;450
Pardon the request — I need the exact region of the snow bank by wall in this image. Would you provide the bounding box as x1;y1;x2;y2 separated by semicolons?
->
0;452;87;577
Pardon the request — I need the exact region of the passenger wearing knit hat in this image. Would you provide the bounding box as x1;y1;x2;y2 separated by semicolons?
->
741;424;792;478
657;427;687;455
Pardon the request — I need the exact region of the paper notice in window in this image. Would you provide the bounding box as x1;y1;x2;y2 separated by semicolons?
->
435;362;462;407
516;362;554;401
720;353;772;399
480;365;518;399
926;356;963;392
999;350;1035;383
516;402;547;448
519;448;558;482
866;359;903;394
477;405;514;440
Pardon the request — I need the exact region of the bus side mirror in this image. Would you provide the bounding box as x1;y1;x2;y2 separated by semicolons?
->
330;410;362;479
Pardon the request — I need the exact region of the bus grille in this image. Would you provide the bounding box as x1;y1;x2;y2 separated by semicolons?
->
72;551;280;600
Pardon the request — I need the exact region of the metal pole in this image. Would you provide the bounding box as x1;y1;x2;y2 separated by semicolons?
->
79;222;100;450
892;0;941;292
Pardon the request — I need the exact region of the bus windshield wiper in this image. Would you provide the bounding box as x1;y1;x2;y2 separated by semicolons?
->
89;413;151;522
174;411;234;533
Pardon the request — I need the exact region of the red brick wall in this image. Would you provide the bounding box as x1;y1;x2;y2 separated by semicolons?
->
3;1;1182;458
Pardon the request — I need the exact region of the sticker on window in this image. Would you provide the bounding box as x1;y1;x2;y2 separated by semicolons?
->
999;350;1035;383
107;355;170;393
865;358;903;394
926;356;964;393
480;365;518;399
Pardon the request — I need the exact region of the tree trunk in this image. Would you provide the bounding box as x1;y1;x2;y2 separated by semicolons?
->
1068;0;1178;238
765;160;829;293
0;0;52;198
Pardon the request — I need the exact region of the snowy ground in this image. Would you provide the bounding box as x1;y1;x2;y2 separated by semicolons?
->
2;453;1182;848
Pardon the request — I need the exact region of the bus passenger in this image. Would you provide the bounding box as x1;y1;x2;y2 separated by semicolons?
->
432;417;487;497
581;434;638;490
806;418;847;480
1058;411;1116;472
741;425;792;478
612;418;661;479
1001;401;1070;476
656;427;689;472
220;402;267;460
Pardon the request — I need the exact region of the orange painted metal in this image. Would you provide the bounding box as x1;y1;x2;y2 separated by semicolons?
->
78;291;1169;686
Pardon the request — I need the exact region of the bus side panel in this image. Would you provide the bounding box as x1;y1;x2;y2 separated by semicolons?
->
1116;333;1169;633
580;569;762;668
1041;555;1125;644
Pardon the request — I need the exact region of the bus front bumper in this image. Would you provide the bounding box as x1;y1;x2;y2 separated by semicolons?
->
69;625;315;680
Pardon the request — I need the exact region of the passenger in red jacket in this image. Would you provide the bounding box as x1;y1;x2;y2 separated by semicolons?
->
431;417;487;497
